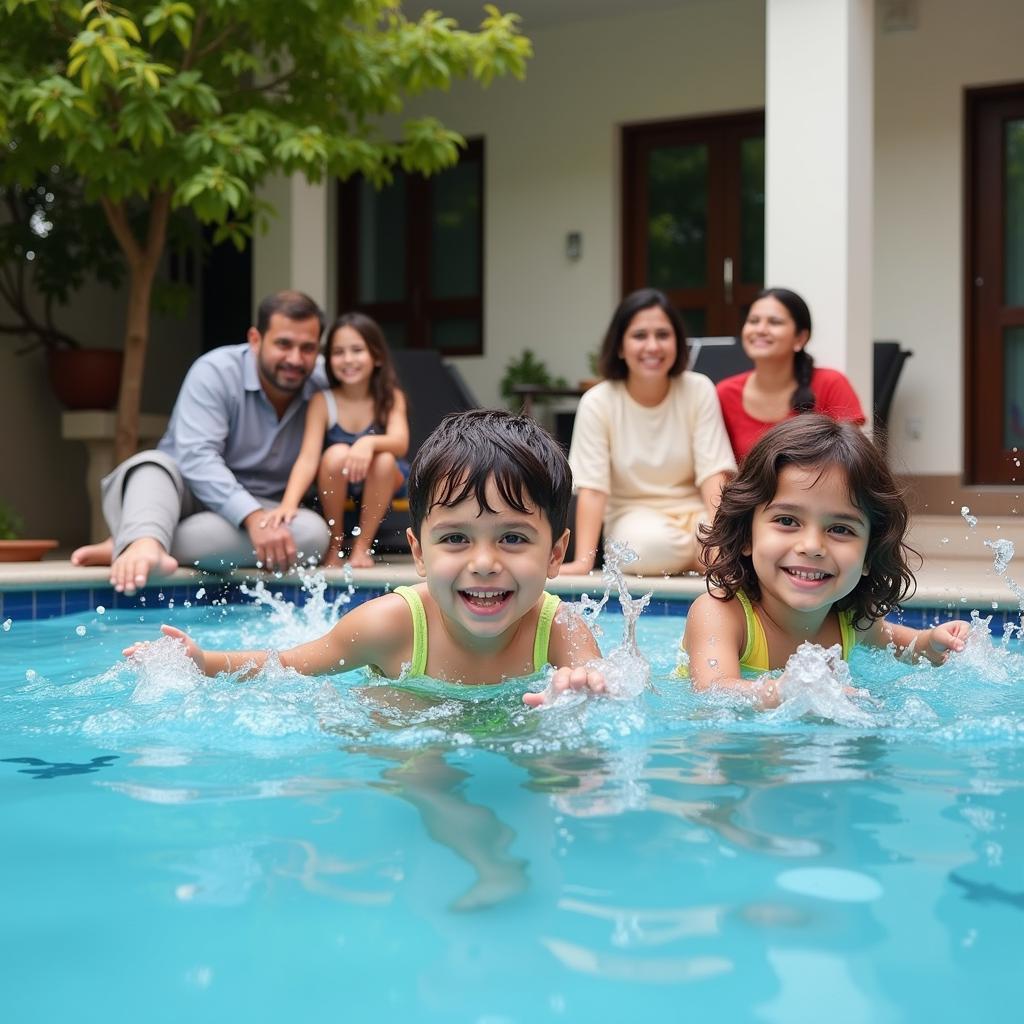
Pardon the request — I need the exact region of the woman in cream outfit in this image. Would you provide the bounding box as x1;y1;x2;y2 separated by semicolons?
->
561;289;736;576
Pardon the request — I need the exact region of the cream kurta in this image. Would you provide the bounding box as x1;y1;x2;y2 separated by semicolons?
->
568;374;736;573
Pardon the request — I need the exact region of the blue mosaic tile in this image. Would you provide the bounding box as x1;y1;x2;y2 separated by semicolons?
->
33;592;65;618
1;591;35;619
62;590;94;615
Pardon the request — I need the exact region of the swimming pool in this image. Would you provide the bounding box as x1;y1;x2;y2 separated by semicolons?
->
2;580;1023;1021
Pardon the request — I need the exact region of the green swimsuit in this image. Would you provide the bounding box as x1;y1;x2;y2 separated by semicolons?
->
392;586;561;693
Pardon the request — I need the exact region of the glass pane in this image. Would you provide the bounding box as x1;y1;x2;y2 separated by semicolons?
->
1004;327;1024;449
740;135;765;285
357;175;406;304
377;321;407;349
646;144;708;290
1006;119;1024;306
431;159;481;300
681;308;706;339
432;316;480;352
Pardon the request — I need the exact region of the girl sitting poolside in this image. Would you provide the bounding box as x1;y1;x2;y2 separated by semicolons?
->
265;312;409;568
682;415;970;707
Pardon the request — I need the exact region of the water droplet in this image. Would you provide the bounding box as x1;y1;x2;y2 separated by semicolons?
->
351;526;362;536
195;587;206;600
707;658;718;668
75;625;87;636
2;618;12;632
327;518;335;527
961;506;978;528
96;605;105;614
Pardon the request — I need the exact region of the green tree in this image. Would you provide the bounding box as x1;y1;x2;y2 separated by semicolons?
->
0;0;531;461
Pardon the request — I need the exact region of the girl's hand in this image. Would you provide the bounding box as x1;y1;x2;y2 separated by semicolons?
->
928;620;970;659
523;666;607;707
123;624;208;674
262;504;298;529
345;436;375;484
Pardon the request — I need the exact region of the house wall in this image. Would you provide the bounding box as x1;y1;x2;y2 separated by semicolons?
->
380;0;767;407
875;0;1024;482
384;0;1024;494
0;280;201;547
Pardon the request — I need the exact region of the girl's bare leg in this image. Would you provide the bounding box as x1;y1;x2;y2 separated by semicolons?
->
317;444;351;568
349;453;401;568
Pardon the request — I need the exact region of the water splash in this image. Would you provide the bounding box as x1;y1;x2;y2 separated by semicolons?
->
961;505;978;529
238;567;355;649
560;539;651;700
766;642;878;727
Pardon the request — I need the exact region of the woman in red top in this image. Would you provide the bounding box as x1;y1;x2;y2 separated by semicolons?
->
716;287;866;461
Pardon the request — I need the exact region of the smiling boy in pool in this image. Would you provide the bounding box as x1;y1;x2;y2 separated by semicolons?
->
125;410;605;706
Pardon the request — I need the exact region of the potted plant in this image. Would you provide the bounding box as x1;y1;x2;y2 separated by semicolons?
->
500;349;568;412
0;501;58;563
0;170;126;409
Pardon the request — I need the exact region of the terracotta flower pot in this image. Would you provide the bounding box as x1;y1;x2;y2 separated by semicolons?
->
47;348;123;410
0;540;59;562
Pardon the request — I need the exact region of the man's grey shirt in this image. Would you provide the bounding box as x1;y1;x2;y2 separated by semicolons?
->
158;343;327;526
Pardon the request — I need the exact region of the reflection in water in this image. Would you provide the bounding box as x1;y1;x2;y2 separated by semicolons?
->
2;754;118;779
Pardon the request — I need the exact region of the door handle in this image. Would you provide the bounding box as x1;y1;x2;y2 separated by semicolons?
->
723;256;734;305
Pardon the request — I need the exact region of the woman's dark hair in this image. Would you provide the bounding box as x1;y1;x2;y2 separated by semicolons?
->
324;312;399;429
751;287;815;413
597;288;689;380
700;415;917;628
408;409;572;542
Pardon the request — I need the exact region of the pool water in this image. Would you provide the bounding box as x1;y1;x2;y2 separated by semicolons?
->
2;588;1024;1022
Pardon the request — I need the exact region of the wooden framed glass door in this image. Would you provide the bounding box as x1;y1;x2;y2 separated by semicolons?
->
967;86;1024;484
622;111;765;338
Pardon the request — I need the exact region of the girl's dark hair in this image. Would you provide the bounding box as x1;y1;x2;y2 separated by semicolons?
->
597;288;689;380
701;415;917;628
408;409;571;541
751;287;815;413
324;312;400;429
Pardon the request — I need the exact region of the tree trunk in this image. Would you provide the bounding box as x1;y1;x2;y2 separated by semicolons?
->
105;192;172;465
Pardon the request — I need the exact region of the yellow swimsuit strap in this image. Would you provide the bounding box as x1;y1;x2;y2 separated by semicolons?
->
736;590;858;672
394;586;428;677
533;592;561;672
735;590;770;673
394;587;561;678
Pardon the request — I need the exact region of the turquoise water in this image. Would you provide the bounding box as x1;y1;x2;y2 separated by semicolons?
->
2;588;1024;1022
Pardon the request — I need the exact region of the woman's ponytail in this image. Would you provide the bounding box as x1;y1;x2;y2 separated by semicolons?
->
792;348;816;412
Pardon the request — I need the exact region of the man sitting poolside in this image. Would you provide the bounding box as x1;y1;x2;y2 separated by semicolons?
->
72;290;331;593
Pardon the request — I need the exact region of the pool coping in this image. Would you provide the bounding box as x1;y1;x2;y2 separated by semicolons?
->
1;558;1019;626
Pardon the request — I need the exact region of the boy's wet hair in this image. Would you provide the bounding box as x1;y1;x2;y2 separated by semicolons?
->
408;409;571;541
701;415;917;627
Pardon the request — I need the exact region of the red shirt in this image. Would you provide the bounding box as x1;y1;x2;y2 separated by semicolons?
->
716;368;866;461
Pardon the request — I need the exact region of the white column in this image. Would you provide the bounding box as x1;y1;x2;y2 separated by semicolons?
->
765;0;874;410
252;175;331;317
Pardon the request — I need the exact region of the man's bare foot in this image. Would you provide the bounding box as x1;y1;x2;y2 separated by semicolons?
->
322;548;346;569
348;547;375;568
71;537;114;567
110;538;179;594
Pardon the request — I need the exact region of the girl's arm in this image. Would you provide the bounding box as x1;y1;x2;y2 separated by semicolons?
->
123;593;413;679
266;393;329;525
860;616;970;665
341;390;410;483
559;487;607;576
523;603;606;706
682;593;783;706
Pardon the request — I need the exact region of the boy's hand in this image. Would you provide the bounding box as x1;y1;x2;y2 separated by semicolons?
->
123;624;208;674
928;620;970;659
523;665;607;707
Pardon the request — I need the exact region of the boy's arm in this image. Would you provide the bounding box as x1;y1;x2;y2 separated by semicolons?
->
522;602;606;706
124;593;413;679
860;616;970;665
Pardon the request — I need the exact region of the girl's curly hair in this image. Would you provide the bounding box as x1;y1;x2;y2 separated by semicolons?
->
701;415;918;627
